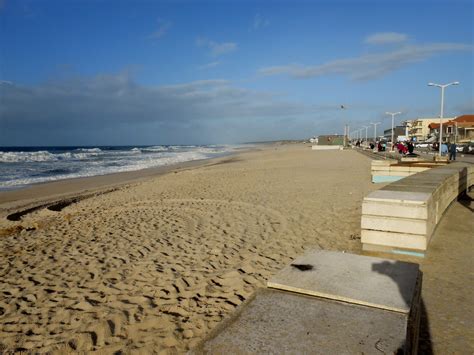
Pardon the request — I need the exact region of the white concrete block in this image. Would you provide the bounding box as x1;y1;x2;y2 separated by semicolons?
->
267;250;420;314
361;215;428;235
408;167;431;173
372;160;396;166
375;171;412;177
364;190;431;205
362;200;428;219
371;166;392;172
312;145;342;150
361;229;427;250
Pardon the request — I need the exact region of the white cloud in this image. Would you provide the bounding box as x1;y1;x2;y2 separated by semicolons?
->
365;32;408;45
259;42;472;81
148;19;172;40
0;73;316;134
198;61;220;70
0;72;394;144
196;37;237;56
253;13;269;30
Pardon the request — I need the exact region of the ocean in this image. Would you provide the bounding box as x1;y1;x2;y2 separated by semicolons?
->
0;145;242;190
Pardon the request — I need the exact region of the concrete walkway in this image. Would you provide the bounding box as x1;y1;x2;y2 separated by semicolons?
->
355;147;473;353
382;189;474;353
417;190;474;354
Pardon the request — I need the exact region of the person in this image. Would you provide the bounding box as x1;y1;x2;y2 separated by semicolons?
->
449;142;457;161
441;143;448;156
407;141;414;154
397;142;407;154
377;141;383;152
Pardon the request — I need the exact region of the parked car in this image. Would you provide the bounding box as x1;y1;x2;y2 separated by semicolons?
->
456;144;466;152
462;143;474;154
415;142;430;148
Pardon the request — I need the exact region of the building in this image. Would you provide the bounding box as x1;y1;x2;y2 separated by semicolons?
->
428;114;474;143
383;126;406;142
407;117;452;142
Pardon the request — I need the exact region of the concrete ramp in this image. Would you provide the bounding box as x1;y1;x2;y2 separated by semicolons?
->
193;251;421;354
193;288;409;354
267;250;419;313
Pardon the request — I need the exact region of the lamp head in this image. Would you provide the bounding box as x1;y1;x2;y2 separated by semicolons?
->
452;81;460;85
428;83;436;86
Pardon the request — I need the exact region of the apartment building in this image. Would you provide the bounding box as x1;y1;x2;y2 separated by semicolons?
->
429;114;474;143
407;117;452;142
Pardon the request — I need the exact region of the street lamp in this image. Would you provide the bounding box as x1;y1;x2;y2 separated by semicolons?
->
428;81;460;156
370;122;381;143
363;126;370;147
341;105;347;147
385;112;402;150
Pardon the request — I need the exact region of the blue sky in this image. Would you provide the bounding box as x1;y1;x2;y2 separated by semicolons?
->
0;0;472;145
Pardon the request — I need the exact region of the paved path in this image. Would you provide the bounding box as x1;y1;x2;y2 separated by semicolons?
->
355;147;473;352
417;190;474;354
353;146;474;164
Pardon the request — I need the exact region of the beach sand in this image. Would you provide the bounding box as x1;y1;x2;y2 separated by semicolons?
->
0;143;379;353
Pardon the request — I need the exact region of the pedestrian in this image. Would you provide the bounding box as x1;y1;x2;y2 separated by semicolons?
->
441;143;448;156
449;142;457;161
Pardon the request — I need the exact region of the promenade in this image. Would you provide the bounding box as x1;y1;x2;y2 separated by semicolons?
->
355;146;473;352
418;190;474;353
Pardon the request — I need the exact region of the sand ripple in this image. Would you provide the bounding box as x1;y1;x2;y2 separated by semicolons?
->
0;199;294;353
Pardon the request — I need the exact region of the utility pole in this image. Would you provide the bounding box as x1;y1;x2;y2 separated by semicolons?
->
428;82;460;156
370;122;381;143
341;105;347;147
385;112;402;150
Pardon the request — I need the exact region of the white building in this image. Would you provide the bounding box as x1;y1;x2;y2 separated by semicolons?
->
407;117;453;142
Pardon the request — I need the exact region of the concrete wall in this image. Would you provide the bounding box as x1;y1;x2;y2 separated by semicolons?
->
362;163;474;257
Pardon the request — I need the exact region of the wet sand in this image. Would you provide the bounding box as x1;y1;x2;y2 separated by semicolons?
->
0;143;378;353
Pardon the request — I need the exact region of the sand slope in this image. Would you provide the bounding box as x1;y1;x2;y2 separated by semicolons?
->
0;144;378;353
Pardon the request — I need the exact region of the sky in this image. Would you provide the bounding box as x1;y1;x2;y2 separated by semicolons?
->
0;0;473;146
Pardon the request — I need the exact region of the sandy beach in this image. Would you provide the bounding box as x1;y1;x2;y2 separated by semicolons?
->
0;143;379;353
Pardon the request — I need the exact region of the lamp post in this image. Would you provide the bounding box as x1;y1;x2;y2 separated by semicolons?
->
363;126;370;147
343;124;349;147
385;112;402;150
402;121;409;138
370;122;381;143
428;81;459;156
341;105;347;147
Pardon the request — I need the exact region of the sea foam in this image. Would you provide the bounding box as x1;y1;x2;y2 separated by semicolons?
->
0;145;242;190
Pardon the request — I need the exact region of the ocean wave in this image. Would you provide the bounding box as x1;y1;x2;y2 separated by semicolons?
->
140;146;170;152
0;145;238;189
0;150;103;163
0;151;57;163
75;148;102;152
